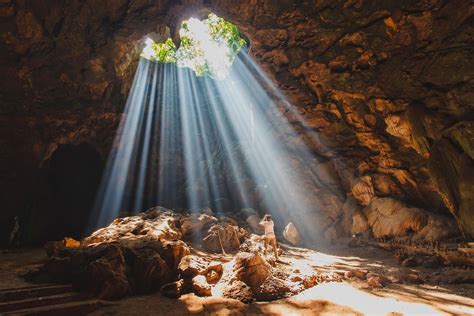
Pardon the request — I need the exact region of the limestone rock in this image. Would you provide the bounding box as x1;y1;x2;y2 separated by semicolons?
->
84;207;182;245
205;261;223;284
246;214;264;234
429;135;474;238
351;210;370;235
74;244;130;300
253;276;291;301
161;279;185;298
178;255;207;279
367;274;391;288
413;214;459;241
234;252;271;288
351;176;375;206
202;223;241;253
364;197;428;239
180;214;218;238
282;222;302;246
341;195;360;235
191;275;212;297
221;280;254;303
124;247;169;294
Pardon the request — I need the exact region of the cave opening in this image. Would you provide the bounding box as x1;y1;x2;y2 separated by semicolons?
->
42;143;103;242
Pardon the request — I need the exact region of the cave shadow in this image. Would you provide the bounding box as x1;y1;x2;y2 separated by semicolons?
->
30;143;104;244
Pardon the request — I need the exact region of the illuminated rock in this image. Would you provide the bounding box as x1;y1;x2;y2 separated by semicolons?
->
192;275;212;297
202;223;242;253
364;197;428;239
282;222;302;246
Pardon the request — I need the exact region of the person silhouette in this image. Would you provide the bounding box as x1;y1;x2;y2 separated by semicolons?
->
259;214;278;260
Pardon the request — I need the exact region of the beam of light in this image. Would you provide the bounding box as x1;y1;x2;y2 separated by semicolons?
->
141;38;156;60
89;59;151;230
90;15;342;247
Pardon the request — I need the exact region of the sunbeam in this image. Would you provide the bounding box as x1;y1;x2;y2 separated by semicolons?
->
89;14;329;246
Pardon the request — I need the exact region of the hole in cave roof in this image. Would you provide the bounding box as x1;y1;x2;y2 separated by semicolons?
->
141;13;247;79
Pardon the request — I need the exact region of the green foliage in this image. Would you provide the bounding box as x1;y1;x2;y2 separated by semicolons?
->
141;13;246;79
205;13;246;57
141;38;177;63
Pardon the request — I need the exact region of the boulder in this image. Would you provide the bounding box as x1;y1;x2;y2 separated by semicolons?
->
178;255;207;279
125;247;169;293
351;210;370;235
282;222;302;246
253;276;291;301
205;261;223;284
202;223;241;253
429;133;474;238
351;176;375;206
367;274;391;288
74;244;130;300
221;280;254;303
246;214;264;234
191;275;212;296
180;214;218;238
413;214;459;241
161;279;185;298
233;252;271;288
84;207;181;245
364;197;428;238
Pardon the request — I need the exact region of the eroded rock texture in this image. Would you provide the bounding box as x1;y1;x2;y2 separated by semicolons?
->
1;0;473;243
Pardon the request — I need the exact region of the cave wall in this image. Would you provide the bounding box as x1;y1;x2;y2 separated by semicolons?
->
0;0;473;242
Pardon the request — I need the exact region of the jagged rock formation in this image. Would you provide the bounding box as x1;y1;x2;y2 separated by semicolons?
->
27;206;473;303
1;0;473;243
26;207;326;301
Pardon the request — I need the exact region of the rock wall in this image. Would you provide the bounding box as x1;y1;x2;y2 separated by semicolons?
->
0;0;473;242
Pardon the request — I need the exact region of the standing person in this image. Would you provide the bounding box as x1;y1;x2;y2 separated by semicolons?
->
259;214;278;260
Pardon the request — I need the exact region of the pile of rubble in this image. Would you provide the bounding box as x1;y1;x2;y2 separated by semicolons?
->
25;207;316;302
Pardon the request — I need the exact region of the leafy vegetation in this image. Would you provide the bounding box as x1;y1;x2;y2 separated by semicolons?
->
141;14;246;79
140;38;177;63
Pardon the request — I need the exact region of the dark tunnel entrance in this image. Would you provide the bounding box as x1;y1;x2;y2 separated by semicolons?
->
42;143;103;242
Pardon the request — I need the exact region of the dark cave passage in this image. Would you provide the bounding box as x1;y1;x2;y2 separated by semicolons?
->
42;143;103;242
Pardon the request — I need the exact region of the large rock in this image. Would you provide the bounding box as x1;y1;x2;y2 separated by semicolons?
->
233;252;271;288
351;176;375;206
191;275;212;297
413;214;459;241
429;130;474;239
282;222;302;246
124;247;169;294
178;255;207;279
84;207;182;245
252;276;291;301
202;223;242;253
246;214;264;234
351;210;370;235
221;280;254;303
180;214;218;238
364;197;428;239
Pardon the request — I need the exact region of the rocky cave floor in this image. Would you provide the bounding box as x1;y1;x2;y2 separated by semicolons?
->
1;207;473;315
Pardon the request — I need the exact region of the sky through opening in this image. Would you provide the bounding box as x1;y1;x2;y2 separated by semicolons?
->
141;14;246;79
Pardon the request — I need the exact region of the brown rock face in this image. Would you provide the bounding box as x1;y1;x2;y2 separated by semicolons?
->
428;123;474;238
1;0;473;244
202;224;242;254
365;197;428;239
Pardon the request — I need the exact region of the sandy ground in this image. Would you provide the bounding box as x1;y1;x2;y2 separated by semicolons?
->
1;244;473;315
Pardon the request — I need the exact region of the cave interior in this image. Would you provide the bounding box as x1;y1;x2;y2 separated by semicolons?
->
0;0;473;315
